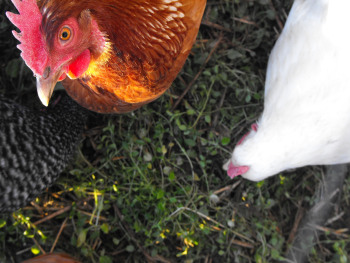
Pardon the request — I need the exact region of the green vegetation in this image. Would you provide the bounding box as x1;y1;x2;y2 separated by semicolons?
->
1;0;350;262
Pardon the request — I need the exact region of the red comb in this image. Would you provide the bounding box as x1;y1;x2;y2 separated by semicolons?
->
237;123;258;145
6;0;48;76
227;162;249;178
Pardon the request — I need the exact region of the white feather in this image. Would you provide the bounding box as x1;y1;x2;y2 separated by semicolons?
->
225;0;350;181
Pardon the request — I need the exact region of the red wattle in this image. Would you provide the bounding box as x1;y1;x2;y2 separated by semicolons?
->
68;49;91;78
227;162;249;178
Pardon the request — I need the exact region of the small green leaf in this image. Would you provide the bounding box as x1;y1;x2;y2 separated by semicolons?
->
227;49;242;60
271;248;280;259
99;255;113;263
270;236;278;246
187;109;195;115
179;124;187;131
221;137;230;146
256;181;265;188
31;246;40;255
255;253;263;263
253;92;261;100
126;245;135;253
81;247;89;256
184;139;196;147
156;189;165;199
205;115;211;123
113;238;120;245
245;94;251;103
77;228;88;247
169;171;175;181
24;230;34;238
101;223;109;234
0;219;6;228
203;70;211;76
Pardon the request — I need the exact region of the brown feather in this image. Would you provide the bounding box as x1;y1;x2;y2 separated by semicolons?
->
22;253;80;263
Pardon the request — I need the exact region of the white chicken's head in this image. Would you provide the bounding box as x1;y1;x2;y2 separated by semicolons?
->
223;123;287;182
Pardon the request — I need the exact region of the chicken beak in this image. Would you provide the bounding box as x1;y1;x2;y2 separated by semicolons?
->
36;67;63;107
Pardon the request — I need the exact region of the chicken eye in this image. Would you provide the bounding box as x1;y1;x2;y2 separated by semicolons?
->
59;27;72;41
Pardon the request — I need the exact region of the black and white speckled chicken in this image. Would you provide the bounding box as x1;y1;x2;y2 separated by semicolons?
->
0;92;87;213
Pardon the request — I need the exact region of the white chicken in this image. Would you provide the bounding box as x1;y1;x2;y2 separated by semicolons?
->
223;0;350;181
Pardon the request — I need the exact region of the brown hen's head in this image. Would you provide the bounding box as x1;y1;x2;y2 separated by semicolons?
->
7;0;206;113
6;0;106;107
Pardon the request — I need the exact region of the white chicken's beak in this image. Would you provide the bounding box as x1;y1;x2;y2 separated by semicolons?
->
36;67;63;106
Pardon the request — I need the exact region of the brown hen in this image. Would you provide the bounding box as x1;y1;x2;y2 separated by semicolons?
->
7;0;206;113
22;253;80;263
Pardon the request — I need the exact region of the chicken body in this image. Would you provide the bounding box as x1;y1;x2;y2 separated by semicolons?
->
22;253;80;263
7;0;206;113
224;0;350;181
0;93;87;212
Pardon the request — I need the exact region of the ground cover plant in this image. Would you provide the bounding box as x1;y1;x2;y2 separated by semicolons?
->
1;0;350;262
